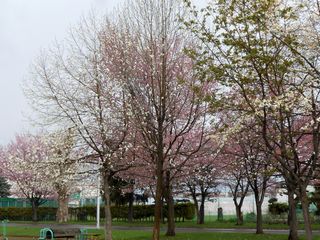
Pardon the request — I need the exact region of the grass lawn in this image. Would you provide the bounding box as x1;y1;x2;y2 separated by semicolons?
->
111;232;320;240
58;214;318;230
2;227;320;240
111;220;320;230
10;219;320;230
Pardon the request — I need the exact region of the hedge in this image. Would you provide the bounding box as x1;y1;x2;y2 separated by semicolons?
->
0;207;56;221
0;203;195;222
69;203;195;222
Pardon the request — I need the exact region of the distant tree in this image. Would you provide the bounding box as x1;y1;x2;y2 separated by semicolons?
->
185;162;219;224
223;161;249;226
0;133;54;221
0;176;10;198
234;127;273;233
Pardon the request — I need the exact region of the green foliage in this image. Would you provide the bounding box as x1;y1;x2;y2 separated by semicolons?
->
0;207;56;221
109;176;132;206
268;202;289;215
0;176;10;198
268;198;278;204
310;185;320;216
0;203;195;222
244;212;256;222
268;198;289;215
172;203;195;220
70;203;195;222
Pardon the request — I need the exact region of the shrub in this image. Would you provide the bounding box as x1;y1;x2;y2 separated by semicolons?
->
244;212;256;222
268;197;278;204
269;202;289;215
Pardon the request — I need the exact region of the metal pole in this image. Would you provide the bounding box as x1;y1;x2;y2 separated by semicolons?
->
2;220;8;240
96;170;101;229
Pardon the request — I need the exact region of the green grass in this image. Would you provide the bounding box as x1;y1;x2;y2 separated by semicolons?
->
3;226;41;236
2;227;320;240
115;232;320;240
112;232;293;240
111;219;320;230
10;219;320;230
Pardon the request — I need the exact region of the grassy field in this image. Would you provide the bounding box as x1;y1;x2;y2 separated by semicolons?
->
111;232;320;240
2;227;320;240
4;215;320;240
110;220;300;230
8;218;320;230
65;219;320;230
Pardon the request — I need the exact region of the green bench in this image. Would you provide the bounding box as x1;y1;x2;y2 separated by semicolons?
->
38;228;88;240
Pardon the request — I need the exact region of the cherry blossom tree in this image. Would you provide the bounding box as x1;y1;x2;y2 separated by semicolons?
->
101;1;213;238
241;136;273;234
43;129;80;223
183;1;320;239
224;126;274;233
183;154;220;224
0;133;53;221
222;160;249;226
25;15;133;240
0;131;82;222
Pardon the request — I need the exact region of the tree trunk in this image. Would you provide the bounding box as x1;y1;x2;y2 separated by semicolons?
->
255;201;263;234
190;191;200;224
235;204;243;225
31;201;38;222
252;189;264;234
165;172;175;236
300;187;312;240
152;160;164;240
103;172;112;240
199;199;205;224
196;209;201;224
128;192;134;223
56;191;69;223
288;189;299;240
165;191;175;236
161;198;165;224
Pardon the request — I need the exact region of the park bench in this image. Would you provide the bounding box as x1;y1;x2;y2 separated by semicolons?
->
38;227;100;240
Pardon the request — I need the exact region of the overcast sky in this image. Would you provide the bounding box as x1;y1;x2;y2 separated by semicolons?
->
0;0;206;145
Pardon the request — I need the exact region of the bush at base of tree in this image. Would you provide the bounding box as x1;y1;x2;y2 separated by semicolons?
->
244;212;256;222
268;202;289;215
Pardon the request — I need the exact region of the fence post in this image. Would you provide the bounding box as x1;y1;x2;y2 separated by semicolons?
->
2;219;8;240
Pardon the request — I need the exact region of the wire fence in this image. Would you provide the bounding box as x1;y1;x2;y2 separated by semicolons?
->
0;198;58;208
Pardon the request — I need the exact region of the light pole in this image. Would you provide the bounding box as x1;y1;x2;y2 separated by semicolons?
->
96;166;101;229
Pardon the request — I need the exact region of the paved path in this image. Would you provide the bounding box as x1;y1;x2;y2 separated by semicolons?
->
7;223;320;235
